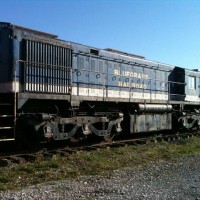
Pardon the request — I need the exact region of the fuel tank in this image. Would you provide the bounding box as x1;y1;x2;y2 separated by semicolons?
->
137;104;173;113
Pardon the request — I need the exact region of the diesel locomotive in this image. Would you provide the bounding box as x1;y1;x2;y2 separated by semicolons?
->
0;22;199;145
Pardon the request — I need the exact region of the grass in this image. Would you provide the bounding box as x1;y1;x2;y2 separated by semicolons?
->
0;136;199;191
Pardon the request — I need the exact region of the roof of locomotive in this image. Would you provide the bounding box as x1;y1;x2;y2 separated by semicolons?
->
104;48;145;59
71;42;175;72
0;22;72;48
0;22;58;38
1;22;199;74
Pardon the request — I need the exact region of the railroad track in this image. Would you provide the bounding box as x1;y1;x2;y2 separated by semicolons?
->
0;130;199;167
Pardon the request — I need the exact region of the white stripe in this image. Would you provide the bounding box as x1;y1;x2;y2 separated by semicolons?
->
12;81;19;92
0;81;19;93
26;83;67;93
72;86;169;100
185;95;200;102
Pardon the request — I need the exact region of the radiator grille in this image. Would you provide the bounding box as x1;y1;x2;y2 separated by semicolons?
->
23;39;72;93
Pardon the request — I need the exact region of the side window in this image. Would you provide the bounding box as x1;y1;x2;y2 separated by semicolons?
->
188;76;196;89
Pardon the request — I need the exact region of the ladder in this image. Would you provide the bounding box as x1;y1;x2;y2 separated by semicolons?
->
0;94;15;141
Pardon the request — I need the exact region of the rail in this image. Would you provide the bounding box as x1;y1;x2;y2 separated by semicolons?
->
0;130;199;166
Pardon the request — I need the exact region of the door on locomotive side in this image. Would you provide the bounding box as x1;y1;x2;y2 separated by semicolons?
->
168;67;185;101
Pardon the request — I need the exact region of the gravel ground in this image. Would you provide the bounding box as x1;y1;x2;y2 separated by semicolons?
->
0;154;199;200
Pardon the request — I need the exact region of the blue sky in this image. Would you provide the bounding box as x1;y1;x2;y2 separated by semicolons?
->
1;0;200;69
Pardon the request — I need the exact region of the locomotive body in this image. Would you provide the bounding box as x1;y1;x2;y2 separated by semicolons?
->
0;22;199;143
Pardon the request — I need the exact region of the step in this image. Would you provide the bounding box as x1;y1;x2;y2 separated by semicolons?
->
0;115;14;118
0;127;13;130
0;138;15;141
0;103;13;106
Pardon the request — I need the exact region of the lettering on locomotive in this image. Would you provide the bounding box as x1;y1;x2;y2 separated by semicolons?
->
114;70;149;79
118;81;147;89
114;70;148;89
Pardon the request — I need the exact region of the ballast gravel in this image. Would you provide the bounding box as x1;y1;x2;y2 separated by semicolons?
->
0;154;200;200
